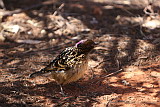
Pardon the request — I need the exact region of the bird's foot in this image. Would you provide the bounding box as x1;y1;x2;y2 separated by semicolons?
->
59;85;67;97
59;92;67;97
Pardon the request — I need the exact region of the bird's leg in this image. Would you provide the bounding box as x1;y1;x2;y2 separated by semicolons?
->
60;84;64;93
88;65;94;79
59;84;66;96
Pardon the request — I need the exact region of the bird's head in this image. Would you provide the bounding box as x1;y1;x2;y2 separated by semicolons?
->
75;39;96;53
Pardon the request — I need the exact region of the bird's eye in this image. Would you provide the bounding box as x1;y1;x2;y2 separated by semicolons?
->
81;54;85;58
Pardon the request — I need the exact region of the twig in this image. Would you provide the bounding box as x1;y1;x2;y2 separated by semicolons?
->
0;0;6;9
143;0;158;17
53;3;65;16
93;60;105;68
116;59;120;69
106;98;116;107
94;69;123;84
139;25;146;37
119;8;135;16
1;0;58;17
106;95;121;107
103;69;123;78
109;4;135;16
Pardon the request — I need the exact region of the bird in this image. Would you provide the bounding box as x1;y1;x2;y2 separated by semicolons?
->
29;39;96;94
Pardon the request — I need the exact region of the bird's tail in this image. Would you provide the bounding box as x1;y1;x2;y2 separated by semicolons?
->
29;68;51;78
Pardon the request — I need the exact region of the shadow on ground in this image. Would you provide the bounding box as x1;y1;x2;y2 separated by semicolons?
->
0;0;160;106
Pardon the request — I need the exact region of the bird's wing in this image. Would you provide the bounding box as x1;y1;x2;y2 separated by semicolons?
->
29;47;85;78
47;47;85;71
44;47;75;71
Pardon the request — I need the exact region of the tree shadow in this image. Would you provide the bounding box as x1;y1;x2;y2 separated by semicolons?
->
0;76;139;107
1;0;160;106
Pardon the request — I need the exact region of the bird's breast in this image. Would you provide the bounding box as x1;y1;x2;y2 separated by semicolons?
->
51;58;88;85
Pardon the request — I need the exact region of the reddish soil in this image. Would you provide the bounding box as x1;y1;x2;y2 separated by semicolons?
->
0;0;160;107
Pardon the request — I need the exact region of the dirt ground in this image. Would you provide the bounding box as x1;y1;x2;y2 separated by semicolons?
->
0;0;160;107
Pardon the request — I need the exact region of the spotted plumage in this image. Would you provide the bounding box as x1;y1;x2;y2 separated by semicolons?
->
29;39;95;85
